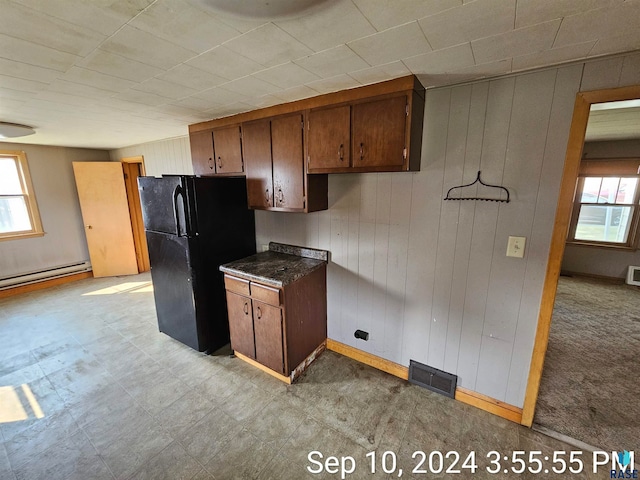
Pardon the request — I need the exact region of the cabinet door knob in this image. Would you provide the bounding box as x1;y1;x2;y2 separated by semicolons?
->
278;187;284;205
256;306;262;319
208;157;214;170
265;188;270;206
217;156;222;170
243;302;249;315
359;143;364;160
338;143;344;161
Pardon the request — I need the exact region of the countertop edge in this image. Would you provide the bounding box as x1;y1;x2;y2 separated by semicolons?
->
220;261;326;288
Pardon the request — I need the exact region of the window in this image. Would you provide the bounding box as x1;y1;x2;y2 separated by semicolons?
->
0;150;43;240
567;159;640;248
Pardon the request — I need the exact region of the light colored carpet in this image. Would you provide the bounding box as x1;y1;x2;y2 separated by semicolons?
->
534;275;640;452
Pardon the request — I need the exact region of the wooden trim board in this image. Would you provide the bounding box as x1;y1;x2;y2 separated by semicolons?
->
455;387;523;424
522;85;640;427
327;339;523;423
0;271;93;299
235;352;293;384
234;341;327;384
326;338;409;380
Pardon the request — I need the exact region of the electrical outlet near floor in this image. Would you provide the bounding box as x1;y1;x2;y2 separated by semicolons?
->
261;244;269;252
506;236;526;258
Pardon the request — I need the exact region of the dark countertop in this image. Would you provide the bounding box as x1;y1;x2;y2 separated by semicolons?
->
219;243;329;288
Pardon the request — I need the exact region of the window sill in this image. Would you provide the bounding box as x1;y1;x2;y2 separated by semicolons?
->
0;231;45;242
566;240;636;251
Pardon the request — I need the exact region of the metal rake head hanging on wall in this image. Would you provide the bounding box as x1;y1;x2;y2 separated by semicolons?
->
444;170;510;203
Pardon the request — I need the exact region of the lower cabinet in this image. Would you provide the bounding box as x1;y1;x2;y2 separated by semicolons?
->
223;265;327;380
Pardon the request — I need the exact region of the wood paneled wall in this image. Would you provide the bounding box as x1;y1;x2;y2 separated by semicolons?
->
109;136;193;176
110;51;640;408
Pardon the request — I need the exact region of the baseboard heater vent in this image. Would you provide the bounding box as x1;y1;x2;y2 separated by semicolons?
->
409;360;457;399
0;261;92;290
627;266;640;286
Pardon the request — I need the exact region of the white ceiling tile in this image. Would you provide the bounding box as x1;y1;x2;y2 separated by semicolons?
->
244;94;283;109
194;87;246;107
589;33;640;58
130;0;242;53
275;1;375;52
32;91;98;108
186;46;264;80
133;78;199;100
515;0;623;28
8;0;144;36
512;41;596;72
619;52;640;88
0;58;62;84
46;80;115;100
348;61;411;85
272;85;318;102
293;45;369;78
223;23;313;67
154;103;204;118
0;34;80;72
60;67;136;93
554;2;640;48
418;0;516;50
218;76;281;98
101;25;197;70
114;89;173;107
349;22;432;66
472;19;562;65
0;88;36;103
78;49;164;82
0;75;48;93
402;43;475;75
417;58;512;87
306;74;361;94
187;1;271;33
157;64;227;90
205;102;253;119
0;1;106;56
253;62;320;89
171;96;215;110
352;0;462;31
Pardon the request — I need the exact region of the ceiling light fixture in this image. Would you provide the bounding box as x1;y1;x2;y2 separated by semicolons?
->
0;122;36;139
193;0;335;20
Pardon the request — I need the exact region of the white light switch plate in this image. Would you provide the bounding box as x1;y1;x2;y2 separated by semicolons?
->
506;236;526;258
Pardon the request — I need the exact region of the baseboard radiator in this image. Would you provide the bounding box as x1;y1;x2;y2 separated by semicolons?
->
0;261;92;290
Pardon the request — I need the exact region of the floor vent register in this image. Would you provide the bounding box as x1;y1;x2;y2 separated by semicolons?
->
408;360;457;399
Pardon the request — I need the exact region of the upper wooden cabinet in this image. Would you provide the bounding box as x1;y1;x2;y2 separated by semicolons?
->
189;75;425;207
243;113;327;213
308;93;420;173
189;125;244;176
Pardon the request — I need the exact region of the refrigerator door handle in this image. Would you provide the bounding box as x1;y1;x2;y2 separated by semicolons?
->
173;185;185;237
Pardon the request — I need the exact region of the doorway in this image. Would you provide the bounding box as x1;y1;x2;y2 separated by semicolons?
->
121;156;150;273
522;86;640;437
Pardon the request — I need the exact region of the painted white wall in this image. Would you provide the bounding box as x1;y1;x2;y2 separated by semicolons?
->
109;136;193;176
562;139;640;279
108;51;640;408
0;142;109;278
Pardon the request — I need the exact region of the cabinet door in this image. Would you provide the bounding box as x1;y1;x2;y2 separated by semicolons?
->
253;300;284;374
213;125;243;174
226;291;255;359
272;113;304;210
242;120;273;209
307;105;351;171
190;130;215;175
352;95;407;169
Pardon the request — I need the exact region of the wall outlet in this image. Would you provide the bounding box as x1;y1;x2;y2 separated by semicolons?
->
506;236;526;258
261;244;269;252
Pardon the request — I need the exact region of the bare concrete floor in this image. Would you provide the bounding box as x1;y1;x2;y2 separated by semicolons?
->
0;274;604;479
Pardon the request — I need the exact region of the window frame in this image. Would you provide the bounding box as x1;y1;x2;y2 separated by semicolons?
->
0;150;44;241
567;158;640;250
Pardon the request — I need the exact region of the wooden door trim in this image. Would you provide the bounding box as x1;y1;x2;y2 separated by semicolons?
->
521;85;640;427
121;155;146;175
121;160;150;272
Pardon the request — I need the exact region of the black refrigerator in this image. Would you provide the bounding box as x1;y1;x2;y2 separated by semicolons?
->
138;175;255;353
